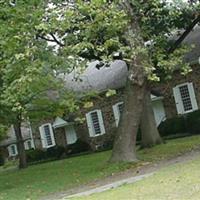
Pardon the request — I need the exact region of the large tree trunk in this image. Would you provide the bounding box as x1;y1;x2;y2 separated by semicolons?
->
110;78;146;162
110;0;147;162
140;89;163;148
14;118;27;169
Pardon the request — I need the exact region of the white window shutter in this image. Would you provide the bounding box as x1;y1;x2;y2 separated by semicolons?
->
30;139;35;149
97;110;105;134
86;113;94;137
49;124;56;146
113;104;120;127
188;82;198;111
24;141;28;150
7;146;12;156
39;126;47;148
15;145;18;155
173;86;183;114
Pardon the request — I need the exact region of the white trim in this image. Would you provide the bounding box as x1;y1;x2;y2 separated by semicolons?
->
65;126;77;144
86;109;105;137
188;82;198;111
24;139;34;150
7;144;18;157
173;86;183;114
112;102;124;127
39;123;56;149
28;121;35;149
173;82;198;114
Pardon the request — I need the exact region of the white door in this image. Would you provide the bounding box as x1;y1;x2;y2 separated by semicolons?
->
152;100;166;126
65;126;77;144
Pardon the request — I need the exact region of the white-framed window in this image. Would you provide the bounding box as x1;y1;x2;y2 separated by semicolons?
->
86;109;105;137
173;82;198;114
112;102;124;126
24;139;34;150
39;123;56;148
7;144;18;157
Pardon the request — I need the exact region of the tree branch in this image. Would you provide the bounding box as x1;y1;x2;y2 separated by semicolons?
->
37;34;65;47
49;33;65;47
167;14;200;54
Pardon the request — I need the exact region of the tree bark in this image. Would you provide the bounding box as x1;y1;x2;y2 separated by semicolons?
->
140;89;163;148
14;118;27;169
110;0;148;162
110;70;146;162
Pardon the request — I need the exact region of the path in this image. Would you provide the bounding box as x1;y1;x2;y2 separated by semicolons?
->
41;149;200;200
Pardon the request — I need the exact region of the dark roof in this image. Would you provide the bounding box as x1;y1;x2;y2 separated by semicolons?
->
62;60;128;92
177;25;200;63
62;26;200;93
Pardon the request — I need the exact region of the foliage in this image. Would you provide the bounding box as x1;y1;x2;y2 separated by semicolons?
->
67;139;91;155
0;153;4;166
26;146;66;163
186;110;200;134
158;116;187;136
0;1;81;142
32;0;200;82
158;110;200;136
0;124;8;141
26;140;91;164
1;135;200;199
0;1;199;122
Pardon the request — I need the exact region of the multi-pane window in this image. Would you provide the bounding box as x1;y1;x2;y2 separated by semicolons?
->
118;103;123;115
179;85;193;112
24;140;34;150
86;110;105;137
39;123;55;148
8;144;18;157
113;102;124;126
44;125;53;146
173;82;198;114
90;111;101;135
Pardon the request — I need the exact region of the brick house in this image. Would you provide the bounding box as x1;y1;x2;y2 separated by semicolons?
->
0;122;34;160
1;26;200;158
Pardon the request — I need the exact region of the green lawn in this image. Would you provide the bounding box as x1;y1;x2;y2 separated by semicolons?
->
1;135;200;200
72;156;200;200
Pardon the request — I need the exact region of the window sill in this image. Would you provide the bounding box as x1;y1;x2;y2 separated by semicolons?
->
90;133;106;137
44;144;56;149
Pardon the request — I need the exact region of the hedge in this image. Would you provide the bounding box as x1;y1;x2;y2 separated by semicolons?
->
26;139;91;164
158;109;200;136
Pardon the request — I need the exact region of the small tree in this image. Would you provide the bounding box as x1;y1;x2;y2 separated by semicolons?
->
0;1;77;169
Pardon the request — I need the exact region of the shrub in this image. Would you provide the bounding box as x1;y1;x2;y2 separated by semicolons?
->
46;146;66;158
26;149;47;163
26;146;66;163
67;139;91;155
0;153;4;166
158;116;187;137
186;110;200;134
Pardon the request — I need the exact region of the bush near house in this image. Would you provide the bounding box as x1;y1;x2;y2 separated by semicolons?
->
26;146;66;164
186;110;200;134
0;153;4;166
67;139;91;155
158;109;200;137
158;116;187;137
26;139;91;164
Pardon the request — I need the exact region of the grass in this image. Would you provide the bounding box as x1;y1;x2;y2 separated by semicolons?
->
1;135;200;200
72;156;200;200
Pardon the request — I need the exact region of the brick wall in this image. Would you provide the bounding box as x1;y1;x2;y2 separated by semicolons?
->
31;64;200;150
153;64;200;118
